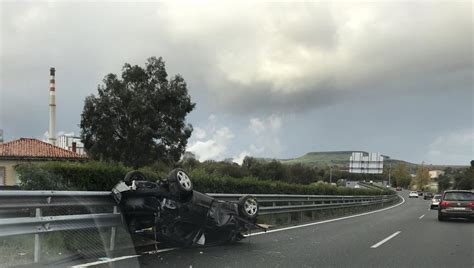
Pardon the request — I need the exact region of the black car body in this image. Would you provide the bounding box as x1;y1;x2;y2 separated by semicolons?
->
111;169;261;247
423;192;434;200
438;190;474;221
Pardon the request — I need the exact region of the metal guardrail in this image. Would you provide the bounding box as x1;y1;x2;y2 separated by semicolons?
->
0;190;399;263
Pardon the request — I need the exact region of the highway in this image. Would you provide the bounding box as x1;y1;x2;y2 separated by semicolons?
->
74;191;473;268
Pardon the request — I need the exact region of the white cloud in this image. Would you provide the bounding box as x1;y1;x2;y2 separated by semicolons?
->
427;128;474;165
268;114;282;130
193;127;207;139
249;118;265;135
187;116;235;161
233;150;250;165
233;114;284;162
187;139;227;162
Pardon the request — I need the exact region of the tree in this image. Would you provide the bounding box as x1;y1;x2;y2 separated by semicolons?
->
261;160;289;181
392;162;412;188
453;160;474;190
415;164;431;190
436;174;452;192
80;57;195;168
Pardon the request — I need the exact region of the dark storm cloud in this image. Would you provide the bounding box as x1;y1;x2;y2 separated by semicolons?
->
0;1;472;164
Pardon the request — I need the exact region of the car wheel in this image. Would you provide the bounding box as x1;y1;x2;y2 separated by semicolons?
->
238;195;259;220
168;168;193;199
430;205;433;209
438;213;446;221
124;171;147;186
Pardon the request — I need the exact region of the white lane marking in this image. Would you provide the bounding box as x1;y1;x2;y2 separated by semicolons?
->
142;247;178;255
419;214;425;219
71;248;178;267
370;231;402;248
246;195;406;237
70;255;140;267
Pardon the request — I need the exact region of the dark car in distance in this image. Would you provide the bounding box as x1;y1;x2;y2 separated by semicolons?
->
423;192;434;200
438;190;474;221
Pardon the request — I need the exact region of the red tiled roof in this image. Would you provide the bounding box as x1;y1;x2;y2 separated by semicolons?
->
0;138;86;160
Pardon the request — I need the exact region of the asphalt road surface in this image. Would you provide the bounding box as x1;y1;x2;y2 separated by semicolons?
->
75;191;473;268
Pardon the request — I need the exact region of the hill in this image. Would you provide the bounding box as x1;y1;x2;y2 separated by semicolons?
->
259;151;418;171
257;151;467;173
280;151;354;166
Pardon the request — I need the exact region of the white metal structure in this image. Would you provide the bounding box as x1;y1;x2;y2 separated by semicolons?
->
349;152;384;174
48;68;56;145
56;135;86;155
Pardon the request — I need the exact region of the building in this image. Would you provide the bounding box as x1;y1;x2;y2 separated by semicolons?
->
0;138;86;186
428;170;445;179
349;152;385;174
56;135;86;155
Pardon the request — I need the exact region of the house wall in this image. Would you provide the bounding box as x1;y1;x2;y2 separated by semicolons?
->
0;160;45;186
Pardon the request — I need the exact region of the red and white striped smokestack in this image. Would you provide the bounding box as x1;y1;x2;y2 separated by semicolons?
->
48;67;56;145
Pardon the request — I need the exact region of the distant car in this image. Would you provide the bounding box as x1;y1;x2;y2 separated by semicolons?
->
396;187;402;191
424;192;434;200
409;191;419;198
430;194;442;209
438;190;474;221
417;190;423;196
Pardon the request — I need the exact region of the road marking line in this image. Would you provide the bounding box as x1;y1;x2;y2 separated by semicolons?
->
71;248;177;267
70;255;140;267
370;231;401;248
246;195;405;237
142;247;178;255
419;214;425;219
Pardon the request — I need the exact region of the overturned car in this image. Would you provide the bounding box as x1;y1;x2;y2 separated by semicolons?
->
111;169;260;247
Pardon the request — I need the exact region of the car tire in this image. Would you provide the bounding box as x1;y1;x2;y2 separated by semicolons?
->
238;195;259;220
430;205;433;210
124;171;147;186
438;213;446;221
168;168;193;199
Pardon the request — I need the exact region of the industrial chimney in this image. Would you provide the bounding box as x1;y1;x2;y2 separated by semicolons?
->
48;67;56;145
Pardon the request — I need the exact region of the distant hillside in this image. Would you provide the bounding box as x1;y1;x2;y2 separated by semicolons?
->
259;151;418;171
280;151;354;166
256;151;467;172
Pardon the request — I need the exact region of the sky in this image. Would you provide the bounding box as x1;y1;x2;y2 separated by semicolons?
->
0;0;472;165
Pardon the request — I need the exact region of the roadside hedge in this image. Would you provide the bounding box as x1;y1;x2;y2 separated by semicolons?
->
16;161;161;191
16;162;392;195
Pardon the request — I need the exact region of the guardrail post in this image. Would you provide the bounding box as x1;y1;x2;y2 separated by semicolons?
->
34;208;42;263
109;206;118;251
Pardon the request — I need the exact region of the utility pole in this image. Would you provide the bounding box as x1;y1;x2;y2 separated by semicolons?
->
388;162;392;187
330;166;333;184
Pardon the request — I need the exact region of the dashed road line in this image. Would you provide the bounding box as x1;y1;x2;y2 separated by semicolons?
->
370;231;402;248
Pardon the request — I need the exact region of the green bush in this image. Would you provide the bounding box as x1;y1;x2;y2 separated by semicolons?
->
17;161;160;191
188;168;389;195
17;162;391;195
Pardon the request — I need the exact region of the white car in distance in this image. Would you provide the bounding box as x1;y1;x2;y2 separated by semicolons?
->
409;191;419;198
